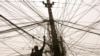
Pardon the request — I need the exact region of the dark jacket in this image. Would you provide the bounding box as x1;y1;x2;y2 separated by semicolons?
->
30;36;45;56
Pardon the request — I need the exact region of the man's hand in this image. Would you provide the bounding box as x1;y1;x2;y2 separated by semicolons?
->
32;48;34;51
43;35;45;40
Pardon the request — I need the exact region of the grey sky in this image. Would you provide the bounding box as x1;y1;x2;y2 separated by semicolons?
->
0;0;100;56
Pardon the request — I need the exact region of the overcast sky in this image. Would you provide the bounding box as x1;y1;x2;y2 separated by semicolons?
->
0;0;100;56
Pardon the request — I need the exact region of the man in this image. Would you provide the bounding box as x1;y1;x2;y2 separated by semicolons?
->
30;36;46;56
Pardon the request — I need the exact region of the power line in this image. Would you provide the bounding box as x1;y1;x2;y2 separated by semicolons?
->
56;22;100;36
0;14;35;39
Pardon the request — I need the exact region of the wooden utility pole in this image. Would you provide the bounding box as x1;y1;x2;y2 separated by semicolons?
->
43;0;62;56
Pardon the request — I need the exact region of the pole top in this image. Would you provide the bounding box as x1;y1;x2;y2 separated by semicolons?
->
42;1;54;7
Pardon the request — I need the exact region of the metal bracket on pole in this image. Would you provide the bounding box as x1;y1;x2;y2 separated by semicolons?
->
42;1;54;7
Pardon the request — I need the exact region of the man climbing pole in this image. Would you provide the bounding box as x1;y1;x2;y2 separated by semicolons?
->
30;36;46;56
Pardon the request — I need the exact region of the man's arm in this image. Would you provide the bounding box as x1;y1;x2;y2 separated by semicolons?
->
40;36;46;51
30;48;34;56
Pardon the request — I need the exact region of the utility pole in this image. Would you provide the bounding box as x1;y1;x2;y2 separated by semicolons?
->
43;0;62;56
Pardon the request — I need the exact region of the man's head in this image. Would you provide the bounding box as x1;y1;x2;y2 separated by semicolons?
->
34;46;38;51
